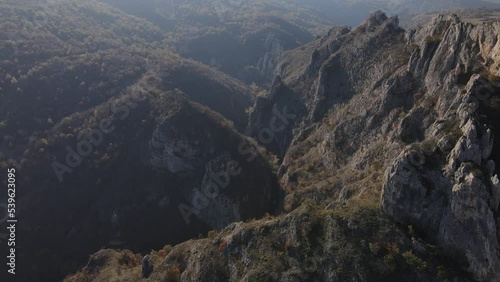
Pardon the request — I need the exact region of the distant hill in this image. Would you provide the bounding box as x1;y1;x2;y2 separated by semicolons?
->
293;0;500;25
68;11;500;281
0;0;256;159
405;7;500;28
96;0;335;84
2;1;500;282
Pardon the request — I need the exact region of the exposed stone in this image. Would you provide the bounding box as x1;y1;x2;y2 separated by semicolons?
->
68;10;500;282
142;255;154;278
246;75;305;158
382;14;500;281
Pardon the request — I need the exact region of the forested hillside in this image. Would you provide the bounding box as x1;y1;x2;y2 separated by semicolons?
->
97;0;334;84
1;1;500;282
0;1;276;281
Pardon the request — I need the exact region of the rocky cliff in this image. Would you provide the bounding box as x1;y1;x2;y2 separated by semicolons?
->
67;11;500;282
382;15;500;280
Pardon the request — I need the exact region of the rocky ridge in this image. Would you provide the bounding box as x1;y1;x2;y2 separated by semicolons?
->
67;11;500;282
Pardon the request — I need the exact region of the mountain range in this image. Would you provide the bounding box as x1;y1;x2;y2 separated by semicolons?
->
0;1;500;281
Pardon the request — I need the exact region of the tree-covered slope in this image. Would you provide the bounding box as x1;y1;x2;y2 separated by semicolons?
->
2;1;500;282
0;0;256;162
97;0;334;84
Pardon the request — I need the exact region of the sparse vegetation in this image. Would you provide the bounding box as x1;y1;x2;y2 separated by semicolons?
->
207;230;217;240
410;138;438;155
369;242;381;255
424;35;443;44
441;120;462;143
403;250;427;271
118;252;141;268
5;1;500;281
481;69;500;83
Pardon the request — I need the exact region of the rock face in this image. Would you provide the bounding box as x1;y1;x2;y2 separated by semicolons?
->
142;255;154;278
309;12;404;122
149;103;220;173
246;75;305;158
381;14;500;280
382;79;500;280
248;11;500;281
275;10;500;281
256;33;286;82
67;11;500;282
149;100;282;229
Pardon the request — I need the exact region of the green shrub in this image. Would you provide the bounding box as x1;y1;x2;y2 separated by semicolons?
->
163;244;173;255
402;250;427;271
441;120;462;144
369;242;380;256
410;139;437;155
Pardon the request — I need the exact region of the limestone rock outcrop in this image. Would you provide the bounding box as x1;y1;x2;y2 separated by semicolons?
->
382;31;500;279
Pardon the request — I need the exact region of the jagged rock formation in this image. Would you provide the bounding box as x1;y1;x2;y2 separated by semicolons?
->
142;255;154;278
256;33;286;82
382;75;500;280
381;15;500;281
252;11;500;281
246;75;306;158
309;12;404;122
67;10;500;282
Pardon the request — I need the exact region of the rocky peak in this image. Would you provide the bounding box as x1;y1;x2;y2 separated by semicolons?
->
364;10;389;29
278;9;500;280
356;10;400;33
65;10;500;282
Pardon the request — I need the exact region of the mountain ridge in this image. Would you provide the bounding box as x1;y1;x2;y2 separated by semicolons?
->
65;10;500;282
1;2;500;281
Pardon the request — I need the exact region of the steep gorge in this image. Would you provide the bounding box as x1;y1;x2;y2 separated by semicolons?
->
1;1;499;279
68;11;500;282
